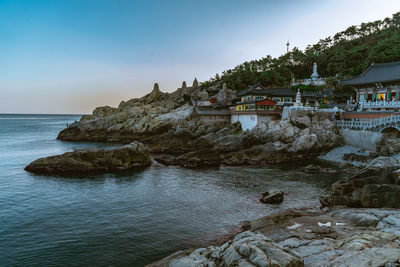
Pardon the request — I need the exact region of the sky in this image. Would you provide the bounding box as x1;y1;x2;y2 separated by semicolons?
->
0;0;399;114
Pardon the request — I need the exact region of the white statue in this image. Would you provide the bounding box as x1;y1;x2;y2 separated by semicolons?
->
311;62;319;80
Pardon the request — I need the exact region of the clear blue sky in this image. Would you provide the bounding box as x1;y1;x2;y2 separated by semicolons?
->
0;0;399;114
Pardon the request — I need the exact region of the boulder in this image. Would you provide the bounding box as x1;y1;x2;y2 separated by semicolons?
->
25;142;151;174
260;190;284;204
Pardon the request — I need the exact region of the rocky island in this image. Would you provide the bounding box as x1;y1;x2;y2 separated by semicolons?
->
25;142;151;174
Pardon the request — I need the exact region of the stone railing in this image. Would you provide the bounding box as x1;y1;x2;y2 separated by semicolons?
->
336;115;400;131
284;106;341;112
360;100;400;109
281;106;342;120
195;107;230;116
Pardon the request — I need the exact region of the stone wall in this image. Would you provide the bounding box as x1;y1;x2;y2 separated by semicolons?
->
231;114;257;130
199;114;230;123
340;128;382;151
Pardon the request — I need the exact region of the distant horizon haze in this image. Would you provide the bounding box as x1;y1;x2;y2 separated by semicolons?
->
1;0;399;114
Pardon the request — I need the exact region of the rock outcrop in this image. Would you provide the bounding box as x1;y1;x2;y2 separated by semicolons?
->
56;83;342;169
168;231;303;267
25;142;151;174
149;208;400;267
321;156;400;208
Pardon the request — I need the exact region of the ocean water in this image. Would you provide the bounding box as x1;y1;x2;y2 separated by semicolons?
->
0;114;342;266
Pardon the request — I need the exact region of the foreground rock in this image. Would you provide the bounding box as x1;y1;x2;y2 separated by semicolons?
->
149;208;400;267
25;142;151;174
321;156;400;208
260;190;284;204
168;231;303;267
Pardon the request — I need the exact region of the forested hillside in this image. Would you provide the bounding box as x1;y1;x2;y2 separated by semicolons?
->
202;11;400;91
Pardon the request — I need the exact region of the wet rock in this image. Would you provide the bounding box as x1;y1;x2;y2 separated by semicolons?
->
25;142;151;174
155;149;221;169
361;184;400;208
302;164;338;174
321;160;400;208
260;190;284;204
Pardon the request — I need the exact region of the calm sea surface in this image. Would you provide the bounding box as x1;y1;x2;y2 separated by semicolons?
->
0;114;342;266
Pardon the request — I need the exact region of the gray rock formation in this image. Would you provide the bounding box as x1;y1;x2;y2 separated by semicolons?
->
168;231;303;267
150;208;400;267
25;142;151;174
57;83;342;169
260;190;284;204
321;157;400;208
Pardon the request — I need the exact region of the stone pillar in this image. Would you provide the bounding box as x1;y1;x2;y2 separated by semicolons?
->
356;88;360;103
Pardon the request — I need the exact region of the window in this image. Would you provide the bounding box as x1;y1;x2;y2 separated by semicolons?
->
284;97;291;102
273;97;281;102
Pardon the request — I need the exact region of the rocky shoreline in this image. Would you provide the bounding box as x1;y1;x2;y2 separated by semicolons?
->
147;154;400;266
26;82;400;266
148;206;400;267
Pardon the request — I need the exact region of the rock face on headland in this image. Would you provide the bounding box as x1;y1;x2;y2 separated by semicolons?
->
56;82;342;168
25;142;151;174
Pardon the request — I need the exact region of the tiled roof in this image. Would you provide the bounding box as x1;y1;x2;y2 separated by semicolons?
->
339;61;400;86
236;86;295;97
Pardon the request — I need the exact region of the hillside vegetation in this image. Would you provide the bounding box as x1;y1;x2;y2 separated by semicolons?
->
202;11;400;91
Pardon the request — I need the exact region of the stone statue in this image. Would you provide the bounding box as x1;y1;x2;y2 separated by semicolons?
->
311;62;319;80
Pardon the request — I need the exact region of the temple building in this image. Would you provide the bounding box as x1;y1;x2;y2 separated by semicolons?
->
230;85;295;130
235;84;296;111
339;61;400;112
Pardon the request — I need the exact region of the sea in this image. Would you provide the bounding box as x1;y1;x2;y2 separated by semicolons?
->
0;114;343;266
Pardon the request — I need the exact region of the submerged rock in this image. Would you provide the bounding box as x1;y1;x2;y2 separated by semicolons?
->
25;142;151;174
